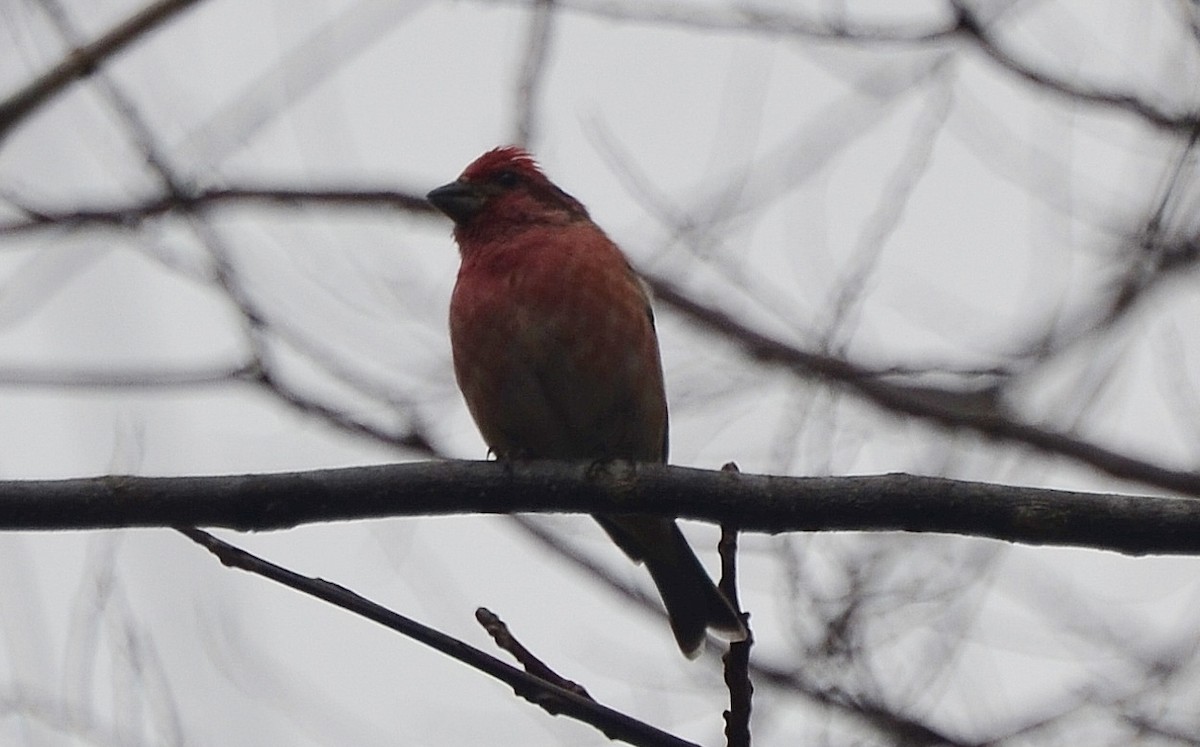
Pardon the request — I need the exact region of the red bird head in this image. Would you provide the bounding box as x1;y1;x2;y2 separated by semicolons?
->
427;147;589;247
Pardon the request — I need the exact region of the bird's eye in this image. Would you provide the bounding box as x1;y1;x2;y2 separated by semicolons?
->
493;170;520;188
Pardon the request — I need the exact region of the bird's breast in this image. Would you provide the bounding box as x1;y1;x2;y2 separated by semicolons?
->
448;234;667;461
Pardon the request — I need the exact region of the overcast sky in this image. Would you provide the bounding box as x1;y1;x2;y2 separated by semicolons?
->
2;1;1199;745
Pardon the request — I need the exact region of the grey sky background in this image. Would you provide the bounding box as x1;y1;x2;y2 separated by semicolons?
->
2;1;1200;745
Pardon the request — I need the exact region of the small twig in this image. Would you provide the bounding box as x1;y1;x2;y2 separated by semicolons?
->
717;463;753;747
0;0;207;140
475;607;593;700
249;365;436;455
948;0;1198;133
175;527;698;747
0;187;437;236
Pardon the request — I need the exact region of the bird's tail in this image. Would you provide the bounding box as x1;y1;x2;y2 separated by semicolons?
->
596;515;748;658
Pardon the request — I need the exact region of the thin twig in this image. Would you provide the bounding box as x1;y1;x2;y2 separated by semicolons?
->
475;607;594;700
0;0;207;139
949;0;1199;133
176;527;698;747
717;462;752;747
0;187;436;236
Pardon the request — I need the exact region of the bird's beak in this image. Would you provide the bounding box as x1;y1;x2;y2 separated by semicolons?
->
427;180;485;225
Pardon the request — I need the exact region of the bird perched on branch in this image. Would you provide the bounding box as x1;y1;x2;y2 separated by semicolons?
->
427;146;746;657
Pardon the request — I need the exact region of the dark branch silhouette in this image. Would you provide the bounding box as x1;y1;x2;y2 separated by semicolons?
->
0;187;436;236
0;0;208;139
645;277;1200;499
2;462;1198;556
475;607;595;700
718;520;752;747
177;528;697;747
949;0;1200;133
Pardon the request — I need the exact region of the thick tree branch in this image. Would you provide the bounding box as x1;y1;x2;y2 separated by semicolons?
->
2;461;1198;555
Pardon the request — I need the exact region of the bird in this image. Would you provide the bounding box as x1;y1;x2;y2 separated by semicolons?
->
426;146;747;657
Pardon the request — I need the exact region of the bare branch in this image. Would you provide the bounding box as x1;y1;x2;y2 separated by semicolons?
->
717;514;752;747
475;607;594;700
645;276;1200;499
949;0;1200;133
248;366;437;455
1;462;1198;557
0;0;208;140
0;187;437;236
178;528;696;747
512;0;558;146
